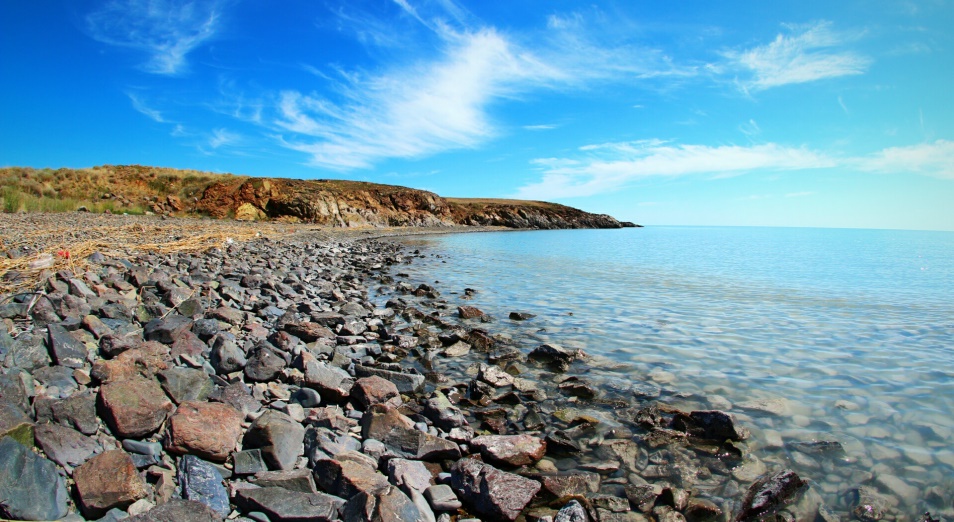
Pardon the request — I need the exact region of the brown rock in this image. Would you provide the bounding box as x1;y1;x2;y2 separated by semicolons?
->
470;434;546;467
74;450;148;518
99;376;174;438
457;306;485;319
165;401;243;462
313;454;390;499
351;376;402;410
451;457;541;521
285;322;336;342
91;343;170;384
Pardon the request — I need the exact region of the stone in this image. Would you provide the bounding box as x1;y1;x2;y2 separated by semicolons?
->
477;364;514;387
34;422;101;468
354;365;425;395
850;486;890;522
74;450;149;518
158;366;213;404
555;500;588;522
209;336;247;374
144;314;194;344
290;387;322;408
361;405;460;461
82;314;113;339
441;341;470;357
0;400;33;446
388;458;433;495
458;306;485;319
179;455;231;517
191;318;220;341
425;484;462;512
285;321;336;342
422;391;468;431
170;330;208;359
98;332;142;359
686;410;749;441
91;344;170;384
509;312;536;321
99;376;174;438
46;322;89;368
209;381;262;416
165;400;244;461
470;434;547;467
125;499;223;522
342;484;425;522
451;458;542;521
244;346;286;382
313;455;391;499
235;487;345;522
0;437;69;521
298;356;354;401
352;376;403;410
233;449;269;475
528;344;582;372
735;469;806;522
535;472;601;498
684;498;722;522
34;365;79;397
243;410;305;470
37;390;99;435
250;468;318;494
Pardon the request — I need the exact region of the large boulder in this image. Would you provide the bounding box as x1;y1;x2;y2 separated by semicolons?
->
73;449;149;518
243;410;305;470
99;376;174;438
165;401;244;461
450;457;541;521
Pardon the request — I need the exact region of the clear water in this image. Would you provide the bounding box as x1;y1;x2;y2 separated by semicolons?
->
389;226;954;518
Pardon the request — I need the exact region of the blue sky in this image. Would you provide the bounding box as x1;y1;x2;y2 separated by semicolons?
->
2;1;953;230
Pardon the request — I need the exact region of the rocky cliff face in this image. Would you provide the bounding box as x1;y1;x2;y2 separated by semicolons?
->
195;178;634;229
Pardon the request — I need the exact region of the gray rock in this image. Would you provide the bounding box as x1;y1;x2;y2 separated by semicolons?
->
46;323;89;368
298;357;354;401
210;337;247;374
244;347;286;382
235;487;344;522
33;364;79;397
158;367;213;404
209;382;261;416
0;437;69;521
290;387;321;408
243;410;305;470
4;332;51;372
125;499;224;521
191;319;220;341
249;468;318;494
422;392;468;431
179;455;231;517
850;486;890;522
122;439;163;458
354;365;425;395
144;314;194;344
528;344;581;372
450;457;541;521
233;449;269;475
388;458;433;495
425;484;462;512
36;390;100;435
34;422;101;468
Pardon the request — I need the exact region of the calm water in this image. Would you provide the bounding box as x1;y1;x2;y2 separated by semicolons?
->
390;226;954;517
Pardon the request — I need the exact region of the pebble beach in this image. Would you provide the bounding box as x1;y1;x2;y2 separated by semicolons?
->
0;212;940;522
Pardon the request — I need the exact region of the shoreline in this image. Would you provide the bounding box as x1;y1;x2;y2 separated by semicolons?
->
0;212;927;521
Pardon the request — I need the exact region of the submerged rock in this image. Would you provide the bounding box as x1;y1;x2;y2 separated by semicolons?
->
735;469;806;522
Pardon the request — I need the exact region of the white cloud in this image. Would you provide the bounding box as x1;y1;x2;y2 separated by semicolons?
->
127;92;168;122
726;21;870;91
86;0;221;75
856;140;954;179
523;124;558;131
516;141;836;199
208;128;241;149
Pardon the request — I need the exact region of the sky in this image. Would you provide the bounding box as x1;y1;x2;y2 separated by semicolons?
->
2;1;953;231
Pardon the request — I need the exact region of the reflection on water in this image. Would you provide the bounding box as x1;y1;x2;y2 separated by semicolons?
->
388;227;954;519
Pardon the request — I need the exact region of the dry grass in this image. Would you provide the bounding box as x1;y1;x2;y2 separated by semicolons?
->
0;214;297;295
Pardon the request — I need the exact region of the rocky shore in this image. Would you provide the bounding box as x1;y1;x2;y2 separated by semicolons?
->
0;215;935;521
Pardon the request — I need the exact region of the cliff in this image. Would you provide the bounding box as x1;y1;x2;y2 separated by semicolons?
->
0;165;637;229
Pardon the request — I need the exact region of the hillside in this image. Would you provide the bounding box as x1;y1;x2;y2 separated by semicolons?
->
0;165;637;229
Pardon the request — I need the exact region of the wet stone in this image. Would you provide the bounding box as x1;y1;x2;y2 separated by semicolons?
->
736;469;806;522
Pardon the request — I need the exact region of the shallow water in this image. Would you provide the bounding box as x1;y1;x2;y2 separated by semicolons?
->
388;226;954;518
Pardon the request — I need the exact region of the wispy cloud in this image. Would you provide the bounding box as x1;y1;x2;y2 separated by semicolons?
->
725;21;871;91
516;140;836;199
127;92;168;122
856;140;954;179
208;128;242;149
523;124;558;131
269;5;697;170
86;0;221;75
